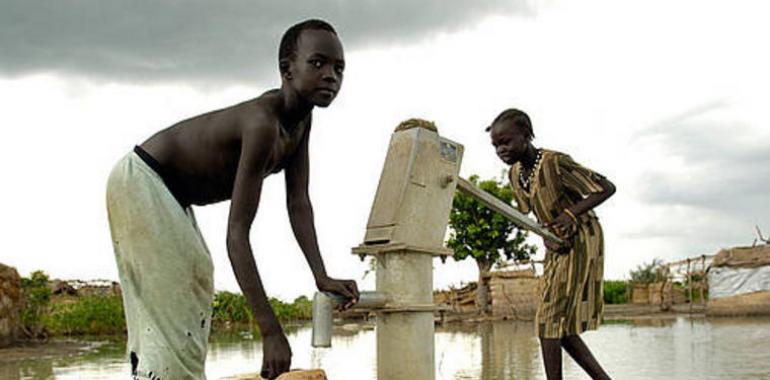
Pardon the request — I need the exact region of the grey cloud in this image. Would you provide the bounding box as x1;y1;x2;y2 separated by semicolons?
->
1;1;531;84
628;102;770;251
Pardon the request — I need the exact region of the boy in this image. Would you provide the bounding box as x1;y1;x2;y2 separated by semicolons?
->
107;19;359;380
488;109;615;380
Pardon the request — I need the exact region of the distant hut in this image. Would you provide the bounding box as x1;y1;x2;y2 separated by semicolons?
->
434;282;478;316
0;263;21;347
707;245;770;316
433;268;539;320
488;269;538;320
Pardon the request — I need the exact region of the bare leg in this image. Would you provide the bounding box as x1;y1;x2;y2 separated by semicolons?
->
560;335;611;380
539;338;563;380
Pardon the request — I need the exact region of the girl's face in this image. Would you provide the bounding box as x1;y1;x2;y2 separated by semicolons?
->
490;121;529;165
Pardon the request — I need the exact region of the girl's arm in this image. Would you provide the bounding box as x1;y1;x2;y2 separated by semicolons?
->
545;154;616;239
566;176;616;217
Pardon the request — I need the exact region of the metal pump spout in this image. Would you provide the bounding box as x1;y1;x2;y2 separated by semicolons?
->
311;291;388;348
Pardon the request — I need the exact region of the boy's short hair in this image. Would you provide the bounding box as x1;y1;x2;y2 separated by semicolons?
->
486;108;535;141
279;19;337;70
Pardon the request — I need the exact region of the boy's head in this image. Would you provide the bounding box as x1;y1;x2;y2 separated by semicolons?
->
488;108;535;165
279;19;344;107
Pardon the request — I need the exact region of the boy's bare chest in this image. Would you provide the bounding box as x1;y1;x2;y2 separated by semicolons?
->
269;123;307;172
277;129;302;154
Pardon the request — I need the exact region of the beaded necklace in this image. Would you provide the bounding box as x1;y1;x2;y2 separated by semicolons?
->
518;148;543;192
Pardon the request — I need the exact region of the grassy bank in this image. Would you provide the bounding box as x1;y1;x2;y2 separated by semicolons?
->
45;294;126;335
20;271;314;338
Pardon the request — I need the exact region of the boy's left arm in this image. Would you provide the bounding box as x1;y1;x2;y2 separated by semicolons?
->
285;124;359;309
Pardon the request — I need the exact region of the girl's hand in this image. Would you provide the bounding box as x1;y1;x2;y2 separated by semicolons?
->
543;211;577;240
543;211;577;254
543;237;572;254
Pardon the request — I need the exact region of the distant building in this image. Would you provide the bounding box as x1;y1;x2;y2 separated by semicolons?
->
433;268;539;320
0;263;21;347
707;245;770;316
488;269;538;320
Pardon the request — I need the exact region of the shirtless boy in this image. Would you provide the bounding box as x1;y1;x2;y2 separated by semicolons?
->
107;19;359;380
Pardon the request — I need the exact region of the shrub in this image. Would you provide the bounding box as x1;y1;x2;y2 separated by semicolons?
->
629;259;665;284
270;296;313;321
211;291;313;330
45;294;126;335
212;291;253;327
20;270;52;336
603;280;628;304
19;271;315;337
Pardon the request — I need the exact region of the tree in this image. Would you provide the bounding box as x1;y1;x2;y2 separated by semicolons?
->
447;174;537;314
629;259;665;284
20;270;52;338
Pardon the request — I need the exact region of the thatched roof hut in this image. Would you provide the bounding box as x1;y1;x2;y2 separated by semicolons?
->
433;269;539;320
433;282;478;315
489;269;538;320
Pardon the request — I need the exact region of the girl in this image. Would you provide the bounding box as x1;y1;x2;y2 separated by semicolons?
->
488;108;615;380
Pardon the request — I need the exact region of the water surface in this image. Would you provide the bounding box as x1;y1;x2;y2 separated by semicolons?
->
2;317;769;379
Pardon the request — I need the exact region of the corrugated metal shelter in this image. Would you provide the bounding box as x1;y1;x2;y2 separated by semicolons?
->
708;245;770;316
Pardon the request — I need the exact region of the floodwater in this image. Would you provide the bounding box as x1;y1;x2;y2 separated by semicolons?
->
2;317;769;379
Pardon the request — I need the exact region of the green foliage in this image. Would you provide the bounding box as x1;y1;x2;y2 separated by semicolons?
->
447;174;537;268
212;291;254;326
687;289;709;303
20;270;52;335
629;259;665;284
680;276;709;303
45;295;126;335
19;270;315;337
212;291;313;329
603;280;628;304
270;296;313;321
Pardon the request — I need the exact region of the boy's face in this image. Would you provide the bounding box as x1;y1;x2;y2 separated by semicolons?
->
287;29;345;108
490;121;529;165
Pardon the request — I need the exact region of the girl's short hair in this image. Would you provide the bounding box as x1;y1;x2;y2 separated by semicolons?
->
486;108;535;141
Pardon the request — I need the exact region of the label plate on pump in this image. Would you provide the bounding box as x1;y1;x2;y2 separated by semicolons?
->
440;141;459;162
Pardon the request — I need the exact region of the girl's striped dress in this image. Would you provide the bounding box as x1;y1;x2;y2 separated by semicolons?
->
509;149;607;339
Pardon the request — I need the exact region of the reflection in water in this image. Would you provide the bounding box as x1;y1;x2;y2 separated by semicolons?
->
0;360;53;380
1;317;769;379
434;322;541;379
479;322;540;380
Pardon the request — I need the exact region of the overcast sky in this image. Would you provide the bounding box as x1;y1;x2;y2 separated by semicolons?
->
2;0;768;300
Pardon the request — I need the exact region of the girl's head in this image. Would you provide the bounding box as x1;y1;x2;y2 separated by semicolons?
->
487;108;535;165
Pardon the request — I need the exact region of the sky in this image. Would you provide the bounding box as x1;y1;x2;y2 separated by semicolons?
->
1;0;769;300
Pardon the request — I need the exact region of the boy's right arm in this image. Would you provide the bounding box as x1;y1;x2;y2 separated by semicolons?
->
226;121;291;379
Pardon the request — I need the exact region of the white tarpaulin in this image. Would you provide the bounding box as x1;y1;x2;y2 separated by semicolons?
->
708;266;770;299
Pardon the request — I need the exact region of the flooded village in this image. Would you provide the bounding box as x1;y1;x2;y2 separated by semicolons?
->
2;242;770;379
